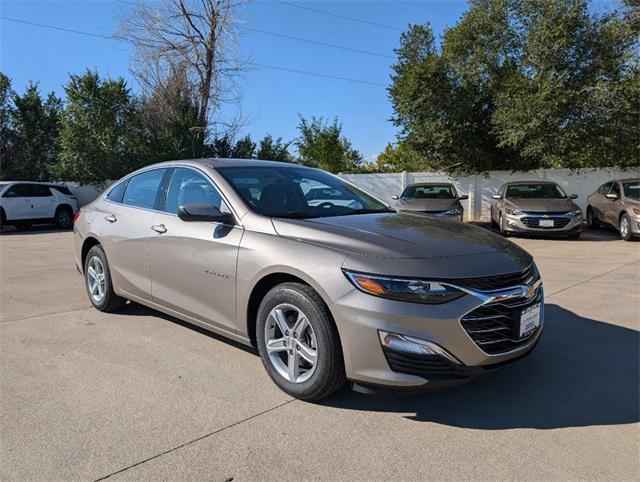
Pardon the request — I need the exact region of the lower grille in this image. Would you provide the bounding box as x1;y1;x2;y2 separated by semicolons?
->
521;216;571;229
460;288;543;355
382;349;471;381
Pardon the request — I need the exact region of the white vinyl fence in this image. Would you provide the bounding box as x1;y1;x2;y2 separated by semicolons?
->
339;167;640;222
63;166;639;223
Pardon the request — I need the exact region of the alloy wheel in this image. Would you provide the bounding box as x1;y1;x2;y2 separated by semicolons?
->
58;209;72;228
86;255;106;303
264;303;318;383
620;216;629;239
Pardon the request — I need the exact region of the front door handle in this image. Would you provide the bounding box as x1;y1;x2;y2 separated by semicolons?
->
104;215;117;223
151;224;167;234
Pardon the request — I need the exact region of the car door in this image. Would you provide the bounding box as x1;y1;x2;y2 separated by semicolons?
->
1;184;29;220
148;166;243;333
604;181;623;227
100;168;168;300
592;182;611;222
26;184;56;218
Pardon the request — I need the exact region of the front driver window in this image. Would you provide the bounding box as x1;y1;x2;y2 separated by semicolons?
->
163;167;231;215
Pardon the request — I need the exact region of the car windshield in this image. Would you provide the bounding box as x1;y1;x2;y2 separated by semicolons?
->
623;182;640;199
217;166;391;219
402;184;457;199
505;183;567;199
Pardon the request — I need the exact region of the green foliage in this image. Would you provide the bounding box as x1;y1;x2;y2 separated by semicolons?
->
389;0;640;173
375;142;432;172
295;116;364;173
256;134;293;162
0;75;62;181
52;71;142;185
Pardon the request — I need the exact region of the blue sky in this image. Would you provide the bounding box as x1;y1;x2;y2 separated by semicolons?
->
0;0;614;160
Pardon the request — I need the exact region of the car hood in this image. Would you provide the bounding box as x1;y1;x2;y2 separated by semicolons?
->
395;198;461;212
505;198;577;212
272;212;532;278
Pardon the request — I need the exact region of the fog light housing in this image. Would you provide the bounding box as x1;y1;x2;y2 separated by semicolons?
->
378;330;461;364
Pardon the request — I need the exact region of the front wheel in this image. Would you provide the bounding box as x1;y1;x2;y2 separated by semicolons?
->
586;207;598;229
499;212;509;236
619;214;633;241
256;282;346;401
84;245;126;312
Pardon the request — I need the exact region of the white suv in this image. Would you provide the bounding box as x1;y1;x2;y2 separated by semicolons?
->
0;182;79;230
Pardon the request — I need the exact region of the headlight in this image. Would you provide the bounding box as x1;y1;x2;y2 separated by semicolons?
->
505;208;523;216
343;270;465;304
442;209;462;216
571;209;582;216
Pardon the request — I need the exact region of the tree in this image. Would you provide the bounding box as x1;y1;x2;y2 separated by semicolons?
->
52;71;142;185
10;83;62;180
256;134;292;162
0;73;17;180
375;142;430;172
120;0;246;153
138;68;203;161
231;134;256;158
295;116;364;173
389;0;640;172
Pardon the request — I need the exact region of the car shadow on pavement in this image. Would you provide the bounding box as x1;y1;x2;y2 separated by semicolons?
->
0;224;72;235
322;304;639;430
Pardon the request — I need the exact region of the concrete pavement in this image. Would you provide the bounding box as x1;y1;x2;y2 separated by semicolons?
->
1;227;638;480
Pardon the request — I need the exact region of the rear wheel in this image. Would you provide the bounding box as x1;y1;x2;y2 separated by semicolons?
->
84;245;126;312
586;206;598;229
256;282;345;401
55;205;73;229
619;213;633;241
0;209;5;230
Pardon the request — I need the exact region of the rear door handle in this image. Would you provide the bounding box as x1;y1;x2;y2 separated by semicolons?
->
151;224;167;234
105;215;117;223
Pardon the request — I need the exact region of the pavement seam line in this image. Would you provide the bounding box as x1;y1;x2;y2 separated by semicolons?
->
0;307;92;325
545;259;639;299
93;398;295;481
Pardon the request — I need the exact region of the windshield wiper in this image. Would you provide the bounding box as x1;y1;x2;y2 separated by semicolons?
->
271;211;316;219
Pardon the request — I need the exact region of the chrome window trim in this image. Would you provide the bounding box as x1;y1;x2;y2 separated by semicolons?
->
103;164;244;228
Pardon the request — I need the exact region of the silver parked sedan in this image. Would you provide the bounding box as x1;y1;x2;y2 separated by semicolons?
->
586;178;640;241
74;159;543;401
490;181;583;238
392;182;468;221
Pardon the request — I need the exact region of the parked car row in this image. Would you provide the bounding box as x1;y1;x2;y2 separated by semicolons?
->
0;181;79;230
393;178;639;241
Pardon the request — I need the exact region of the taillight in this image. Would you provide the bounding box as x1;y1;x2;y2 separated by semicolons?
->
72;211;81;224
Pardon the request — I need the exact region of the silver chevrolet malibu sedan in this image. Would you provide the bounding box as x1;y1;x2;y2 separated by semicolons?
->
74;159;543;401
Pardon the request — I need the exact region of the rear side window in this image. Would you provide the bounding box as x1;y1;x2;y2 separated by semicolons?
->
122;169;165;210
106;181;127;203
27;184;52;197
51;185;73;196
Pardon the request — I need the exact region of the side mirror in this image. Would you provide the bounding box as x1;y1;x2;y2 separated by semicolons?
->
391;195;399;200
458;194;469;200
570;194;578;199
492;194;502;200
178;204;234;224
605;193;618;200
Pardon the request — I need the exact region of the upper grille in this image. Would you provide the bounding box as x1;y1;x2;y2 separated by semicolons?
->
449;265;537;292
521;216;571;229
460;288;543;355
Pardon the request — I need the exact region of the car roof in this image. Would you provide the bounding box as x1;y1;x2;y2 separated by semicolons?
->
187;158;303;169
618;178;640;183
503;180;559;186
406;182;454;187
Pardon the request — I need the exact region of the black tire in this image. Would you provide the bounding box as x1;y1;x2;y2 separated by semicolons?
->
586;206;598;229
490;207;497;228
619;213;633;241
55;205;73;229
0;208;5;231
256;282;346;401
83;244;126;312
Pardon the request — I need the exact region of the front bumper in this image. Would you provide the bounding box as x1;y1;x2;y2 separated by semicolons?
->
503;212;582;234
330;280;544;389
